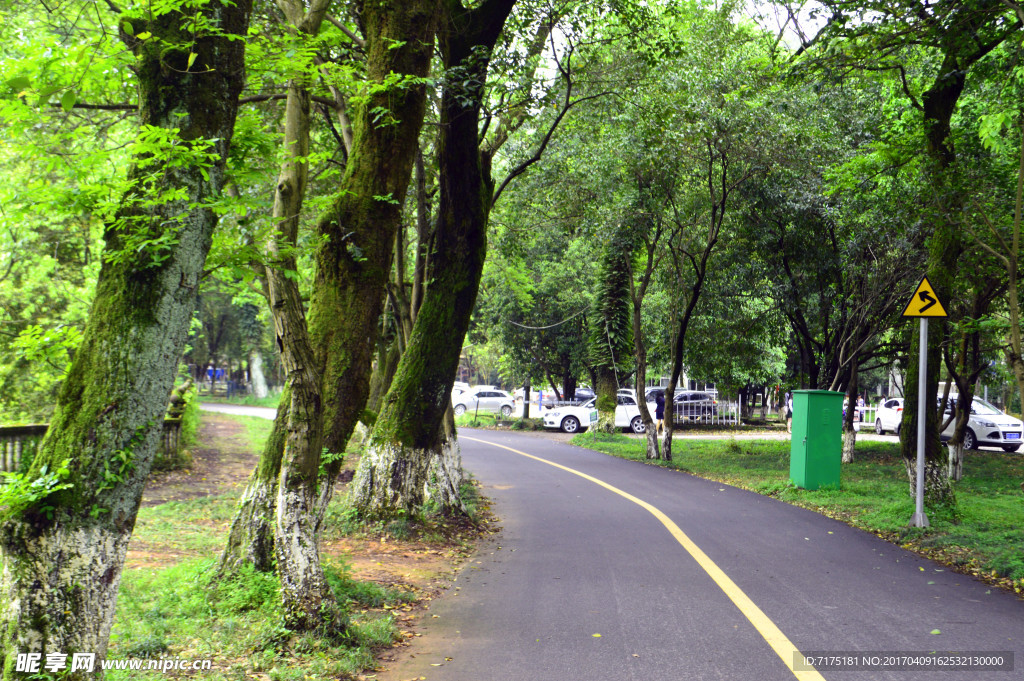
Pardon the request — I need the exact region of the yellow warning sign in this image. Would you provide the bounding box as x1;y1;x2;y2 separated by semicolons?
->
902;276;948;318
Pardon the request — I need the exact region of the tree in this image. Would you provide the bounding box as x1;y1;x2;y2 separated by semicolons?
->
351;0;522;517
0;0;253;672
788;0;1023;506
220;0;440;584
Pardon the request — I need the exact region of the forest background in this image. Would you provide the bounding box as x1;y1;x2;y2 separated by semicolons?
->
0;0;1023;677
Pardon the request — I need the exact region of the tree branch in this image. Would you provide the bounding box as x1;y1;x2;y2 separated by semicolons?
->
327;14;365;49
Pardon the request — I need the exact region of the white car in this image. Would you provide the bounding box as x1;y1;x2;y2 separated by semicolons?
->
543;400;599;433
544;395;654;434
452;388;514;417
941;396;1023;452
874;398;904;434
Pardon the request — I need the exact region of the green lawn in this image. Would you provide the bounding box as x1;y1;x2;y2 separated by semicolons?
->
111;413;408;680
571;432;1024;590
199;391;283;409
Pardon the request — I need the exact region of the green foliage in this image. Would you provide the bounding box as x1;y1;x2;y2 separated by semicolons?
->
0;458;73;521
111;557;400;680
178;386;201;449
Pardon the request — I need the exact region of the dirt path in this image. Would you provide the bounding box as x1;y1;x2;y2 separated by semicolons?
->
133;410;471;598
141;411;257;506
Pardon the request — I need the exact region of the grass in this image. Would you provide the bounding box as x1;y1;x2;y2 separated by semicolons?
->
571;432;1024;591
109;411;438;680
110;557;407;681
200;390;283;409
454;413;545;430
222;412;276;453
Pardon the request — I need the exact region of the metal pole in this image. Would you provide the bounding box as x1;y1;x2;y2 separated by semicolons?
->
911;317;930;528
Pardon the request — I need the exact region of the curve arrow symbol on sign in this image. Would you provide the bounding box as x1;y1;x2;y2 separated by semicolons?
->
918;290;936;313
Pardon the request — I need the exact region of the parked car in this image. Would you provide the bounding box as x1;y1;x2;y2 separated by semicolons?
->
452;388;515;417
940;396;1023;452
645;388;717;419
543;386;596;408
874;398;904;434
543;395;654;434
542;400;599;433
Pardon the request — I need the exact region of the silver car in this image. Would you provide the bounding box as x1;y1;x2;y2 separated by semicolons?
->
452;388;514;417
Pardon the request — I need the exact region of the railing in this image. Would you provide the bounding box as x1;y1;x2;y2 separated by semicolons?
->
0;420;182;474
671;399;741;426
0;425;47;473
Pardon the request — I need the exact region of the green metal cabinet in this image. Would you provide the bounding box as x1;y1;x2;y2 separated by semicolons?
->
789;390;845;490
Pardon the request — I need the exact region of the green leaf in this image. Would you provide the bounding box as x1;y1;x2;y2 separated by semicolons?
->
60;90;77;112
135;31;152;40
930;629;941;635
187;52;198;69
6;76;30;91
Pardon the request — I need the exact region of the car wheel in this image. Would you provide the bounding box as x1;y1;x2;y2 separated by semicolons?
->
1002;444;1020;452
630;416;645;434
453;404;466;416
875;419;884;435
561;416;580;433
963;428;977;451
501;405;513;417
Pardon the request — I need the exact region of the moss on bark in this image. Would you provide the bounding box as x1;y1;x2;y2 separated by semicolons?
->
351;0;518;519
0;0;253;671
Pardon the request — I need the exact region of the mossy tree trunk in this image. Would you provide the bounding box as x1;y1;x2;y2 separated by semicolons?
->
590;230;635;435
898;44;992;507
351;0;518;519
259;0;342;632
0;0;252;674
222;0;439;571
219;389;289;574
308;0;439;494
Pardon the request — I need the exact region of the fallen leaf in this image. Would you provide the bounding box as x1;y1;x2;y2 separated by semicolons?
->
930;629;941;635
592;633;602;638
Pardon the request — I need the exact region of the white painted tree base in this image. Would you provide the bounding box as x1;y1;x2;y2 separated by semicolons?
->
350;437;465;517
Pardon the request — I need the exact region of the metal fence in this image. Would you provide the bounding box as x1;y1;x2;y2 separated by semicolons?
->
670;398;741;426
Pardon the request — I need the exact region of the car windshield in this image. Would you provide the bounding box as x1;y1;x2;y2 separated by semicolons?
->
969;398;1002;415
941;396;1002;415
583;399;596;408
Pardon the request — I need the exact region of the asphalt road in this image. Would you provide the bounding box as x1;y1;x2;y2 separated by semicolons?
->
386;429;1023;681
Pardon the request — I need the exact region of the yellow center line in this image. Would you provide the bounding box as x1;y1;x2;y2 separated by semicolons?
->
462;434;825;681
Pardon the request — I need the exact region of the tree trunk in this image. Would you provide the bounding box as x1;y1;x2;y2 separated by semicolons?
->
249;349;269;399
263;42;339;629
594;369;619;433
366;338;402;417
947;442;964;482
0;0;251;672
842;363;859;463
309;1;439;479
219;388;289;573
522;378;531;420
350;0;518;519
661;377;676;463
893;32;1006;506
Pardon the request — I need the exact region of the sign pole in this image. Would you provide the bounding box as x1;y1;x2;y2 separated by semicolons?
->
901;275;945;528
911;317;930;528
